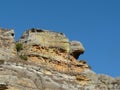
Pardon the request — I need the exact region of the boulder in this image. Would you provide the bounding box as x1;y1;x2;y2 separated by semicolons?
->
70;41;85;59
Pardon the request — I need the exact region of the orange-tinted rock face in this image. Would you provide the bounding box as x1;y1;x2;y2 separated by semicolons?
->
18;29;88;73
19;29;85;58
19;43;88;74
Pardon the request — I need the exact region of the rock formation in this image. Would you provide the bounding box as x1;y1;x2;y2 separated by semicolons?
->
0;28;17;60
17;28;87;73
70;41;84;59
0;28;120;90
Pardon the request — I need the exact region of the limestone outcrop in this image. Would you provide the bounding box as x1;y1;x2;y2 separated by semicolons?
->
19;28;70;52
0;61;120;90
0;28;120;90
17;28;87;73
0;28;17;60
18;28;85;59
70;41;84;59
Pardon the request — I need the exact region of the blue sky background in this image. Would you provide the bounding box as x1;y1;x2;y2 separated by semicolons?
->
0;0;120;77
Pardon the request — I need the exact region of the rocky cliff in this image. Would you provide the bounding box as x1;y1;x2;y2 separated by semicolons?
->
0;28;120;90
0;28;17;60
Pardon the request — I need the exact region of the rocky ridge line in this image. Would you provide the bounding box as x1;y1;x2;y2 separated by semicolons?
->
0;28;120;90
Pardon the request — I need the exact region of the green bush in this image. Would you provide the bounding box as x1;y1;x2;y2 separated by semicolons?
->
20;55;28;61
16;43;23;52
0;60;5;64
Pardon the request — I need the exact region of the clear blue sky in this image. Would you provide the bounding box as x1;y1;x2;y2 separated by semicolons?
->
0;0;120;77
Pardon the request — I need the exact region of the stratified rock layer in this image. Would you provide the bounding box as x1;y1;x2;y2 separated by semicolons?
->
18;28;87;73
0;61;120;90
19;28;85;59
0;28;120;90
19;28;70;52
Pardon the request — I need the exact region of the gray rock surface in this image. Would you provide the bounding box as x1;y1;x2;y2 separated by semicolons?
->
0;61;120;90
0;28;120;90
70;41;85;59
0;28;17;60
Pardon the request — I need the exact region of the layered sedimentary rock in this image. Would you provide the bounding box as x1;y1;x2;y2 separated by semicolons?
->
19;28;70;52
0;61;120;90
18;28;87;73
19;28;84;58
0;28;17;60
0;28;120;90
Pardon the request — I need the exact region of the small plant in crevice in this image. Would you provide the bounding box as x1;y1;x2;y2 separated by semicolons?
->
0;60;5;64
16;43;23;52
19;55;28;61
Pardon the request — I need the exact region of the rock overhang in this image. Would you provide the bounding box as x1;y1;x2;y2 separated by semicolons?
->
18;28;85;58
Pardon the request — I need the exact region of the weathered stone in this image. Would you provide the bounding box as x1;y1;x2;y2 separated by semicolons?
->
70;41;85;59
0;75;8;89
19;29;85;59
0;28;120;90
19;28;70;52
0;61;119;90
0;28;17;60
17;28;88;73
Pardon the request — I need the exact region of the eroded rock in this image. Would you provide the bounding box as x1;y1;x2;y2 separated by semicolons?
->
19;28;70;52
0;28;120;90
0;28;17;60
17;28;88;73
70;41;85;59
